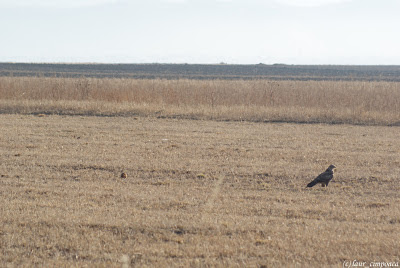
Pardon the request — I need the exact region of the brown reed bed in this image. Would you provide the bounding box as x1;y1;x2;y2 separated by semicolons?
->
0;76;399;125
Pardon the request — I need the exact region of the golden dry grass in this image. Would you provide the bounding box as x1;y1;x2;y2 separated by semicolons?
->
1;114;399;267
1;76;400;125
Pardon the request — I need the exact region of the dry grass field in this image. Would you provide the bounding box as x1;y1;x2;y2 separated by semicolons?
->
1;76;400;125
1;113;399;267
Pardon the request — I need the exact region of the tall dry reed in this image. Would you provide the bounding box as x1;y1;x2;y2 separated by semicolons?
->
0;76;399;125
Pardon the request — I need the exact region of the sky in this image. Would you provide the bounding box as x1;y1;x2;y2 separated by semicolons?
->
1;0;400;64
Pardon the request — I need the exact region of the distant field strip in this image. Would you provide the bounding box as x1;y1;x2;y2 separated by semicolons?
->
2;63;400;81
0;76;399;125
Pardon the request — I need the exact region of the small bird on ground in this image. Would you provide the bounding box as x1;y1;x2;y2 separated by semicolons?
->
121;172;127;179
307;165;336;188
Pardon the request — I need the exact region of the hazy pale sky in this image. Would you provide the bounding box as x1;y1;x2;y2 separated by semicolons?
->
1;0;399;64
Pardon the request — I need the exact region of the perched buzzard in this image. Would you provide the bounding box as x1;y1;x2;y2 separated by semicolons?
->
307;165;336;187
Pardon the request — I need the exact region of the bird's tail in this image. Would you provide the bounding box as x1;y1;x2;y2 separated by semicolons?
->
307;180;317;187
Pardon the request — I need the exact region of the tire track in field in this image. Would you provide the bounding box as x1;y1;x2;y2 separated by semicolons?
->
202;173;225;213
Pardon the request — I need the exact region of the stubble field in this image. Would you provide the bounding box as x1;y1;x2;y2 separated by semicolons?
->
1;114;399;267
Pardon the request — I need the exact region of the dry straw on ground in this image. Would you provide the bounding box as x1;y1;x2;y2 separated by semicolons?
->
1;76;399;125
1;114;399;267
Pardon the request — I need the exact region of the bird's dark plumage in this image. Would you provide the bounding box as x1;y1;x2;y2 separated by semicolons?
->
307;165;336;188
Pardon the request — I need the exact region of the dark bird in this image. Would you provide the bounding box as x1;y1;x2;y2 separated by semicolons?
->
307;165;336;188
